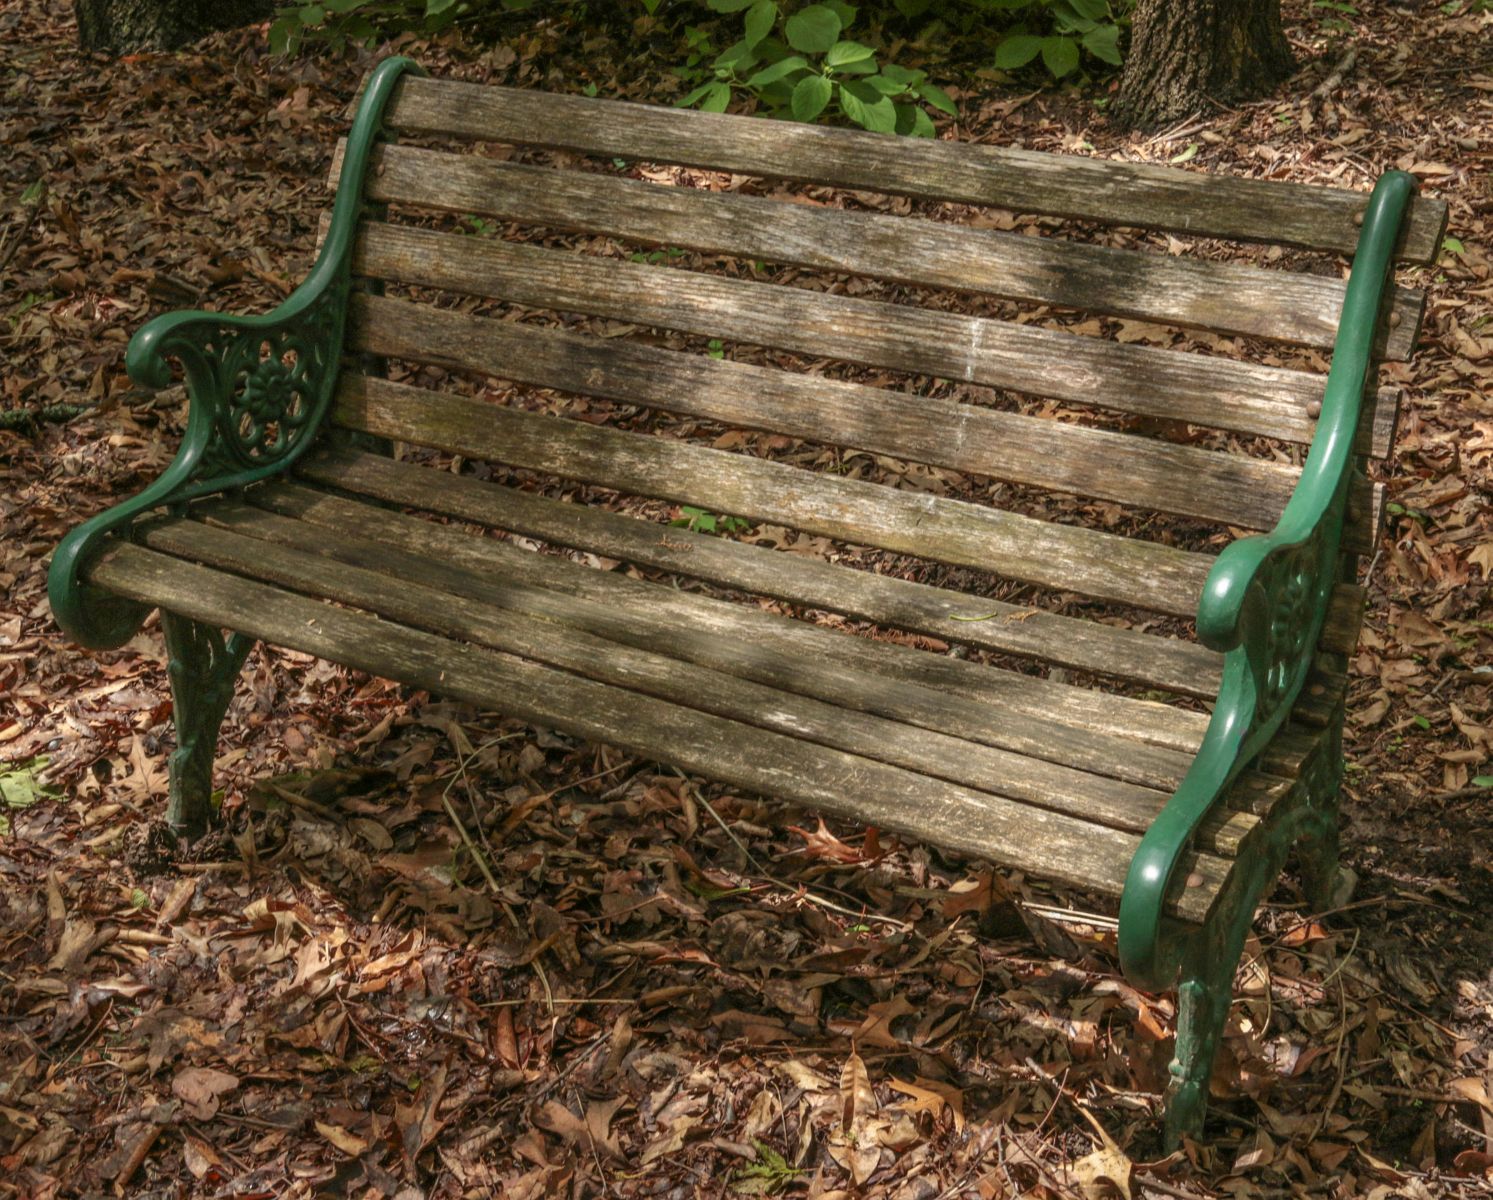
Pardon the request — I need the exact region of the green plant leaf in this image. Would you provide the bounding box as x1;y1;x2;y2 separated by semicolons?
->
790;72;833;120
743;0;778;46
1041;34;1080;77
707;0;759;10
1069;0;1109;19
1081;22;1121;64
993;34;1043;69
823;0;858;28
747;55;809;87
679;80;732;111
425;0;458;13
784;3;841;53
1472;775;1493;788
839;80;896;131
879;62;924;86
825;39;875;68
915;80;956;115
298;4;325;24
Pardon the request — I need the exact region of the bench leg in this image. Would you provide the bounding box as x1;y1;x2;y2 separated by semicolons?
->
161;611;253;839
1297;715;1347;913
1163;913;1248;1146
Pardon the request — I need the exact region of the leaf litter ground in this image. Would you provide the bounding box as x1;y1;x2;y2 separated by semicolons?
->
1;1;1492;1196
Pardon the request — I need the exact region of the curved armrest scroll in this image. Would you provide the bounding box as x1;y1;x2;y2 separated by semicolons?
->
1118;170;1418;989
48;56;425;649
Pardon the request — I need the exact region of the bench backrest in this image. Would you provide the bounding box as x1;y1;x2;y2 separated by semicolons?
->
322;76;1439;648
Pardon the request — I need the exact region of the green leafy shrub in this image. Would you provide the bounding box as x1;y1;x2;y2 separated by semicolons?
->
982;0;1126;79
269;0;537;54
680;0;956;134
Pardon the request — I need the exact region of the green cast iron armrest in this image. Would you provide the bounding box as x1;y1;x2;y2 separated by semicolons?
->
48;56;426;650
1117;170;1418;991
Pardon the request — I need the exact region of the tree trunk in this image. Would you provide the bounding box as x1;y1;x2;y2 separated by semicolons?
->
1114;0;1295;129
75;0;275;53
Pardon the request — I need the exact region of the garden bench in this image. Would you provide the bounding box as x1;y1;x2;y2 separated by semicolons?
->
49;58;1445;1142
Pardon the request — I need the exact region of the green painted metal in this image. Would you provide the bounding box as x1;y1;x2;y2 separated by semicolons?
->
1118;169;1417;992
1162;715;1344;1144
47;55;426;651
161;612;254;837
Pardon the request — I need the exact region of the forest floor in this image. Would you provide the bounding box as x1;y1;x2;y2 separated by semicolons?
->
2;0;1492;1196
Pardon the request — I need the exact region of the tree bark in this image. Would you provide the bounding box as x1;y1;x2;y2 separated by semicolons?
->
1114;0;1296;129
74;0;275;53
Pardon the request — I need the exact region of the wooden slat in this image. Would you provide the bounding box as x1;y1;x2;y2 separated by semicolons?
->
350;220;1400;458
333;375;1216;618
299;447;1227;698
338;141;1424;360
88;540;1232;920
148;511;1221;828
384;78;1448;263
350;292;1310;534
234;484;1207;764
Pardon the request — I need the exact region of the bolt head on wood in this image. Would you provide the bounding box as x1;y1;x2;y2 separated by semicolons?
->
1352;210;1365;226
1388;310;1402;328
1185;872;1205;889
1306;399;1323;418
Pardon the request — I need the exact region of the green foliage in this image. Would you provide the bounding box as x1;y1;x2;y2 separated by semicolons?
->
984;0;1126;80
0;756;60;835
672;505;752;534
732;1141;803;1194
680;1;955;134
269;0;536;53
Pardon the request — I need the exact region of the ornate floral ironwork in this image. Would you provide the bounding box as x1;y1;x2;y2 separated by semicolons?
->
48;58;422;652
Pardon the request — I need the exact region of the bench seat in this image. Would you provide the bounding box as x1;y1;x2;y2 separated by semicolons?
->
49;58;1445;1144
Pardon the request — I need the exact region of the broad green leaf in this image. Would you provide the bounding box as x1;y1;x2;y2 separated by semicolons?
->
915;80;957;115
791;72;833;120
1070;0;1109;18
714;38;759;70
1473;775;1493;788
707;0;759;11
679;80;732;111
839;81;896;131
743;0;778;46
993;34;1043;69
1442;235;1466;256
1169;141;1199;164
298;4;325;24
784;3;841;53
19;179;46;205
879;62;924;86
1081;22;1122;64
823;0;858;28
865;73;908;95
747;55;809;87
425;0;458;14
825;39;875;68
910;106;936;137
1041;35;1080;78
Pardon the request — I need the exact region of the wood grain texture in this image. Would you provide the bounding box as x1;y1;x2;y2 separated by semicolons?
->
298;448;1227;698
350;292;1311;533
332;374;1216;617
350;221;1400;458
382;77;1448;262
87;539;1233;921
236;484;1208;761
146;512;1238;843
337;141;1423;359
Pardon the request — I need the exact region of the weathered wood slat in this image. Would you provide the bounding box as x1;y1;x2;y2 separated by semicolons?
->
351;292;1320;536
338;142;1424;360
333;375;1216;617
298;447;1226;697
88;540;1232;920
350;221;1400;458
383;78;1448;262
232;484;1206;764
147;512;1237;842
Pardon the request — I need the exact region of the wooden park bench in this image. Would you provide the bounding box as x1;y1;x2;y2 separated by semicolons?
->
49;58;1444;1142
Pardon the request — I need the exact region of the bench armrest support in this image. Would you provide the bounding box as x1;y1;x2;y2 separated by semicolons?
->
48;56;424;649
1118;170;1418;990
